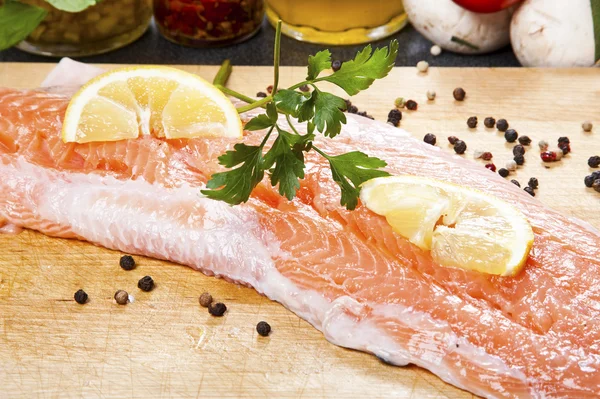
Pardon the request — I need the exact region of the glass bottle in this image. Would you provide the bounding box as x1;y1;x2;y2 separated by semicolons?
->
265;0;407;45
16;0;153;57
154;0;265;47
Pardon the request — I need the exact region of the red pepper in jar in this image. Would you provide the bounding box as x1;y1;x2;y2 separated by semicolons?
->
154;0;264;47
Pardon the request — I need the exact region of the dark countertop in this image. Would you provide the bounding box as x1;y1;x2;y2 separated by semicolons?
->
0;19;520;67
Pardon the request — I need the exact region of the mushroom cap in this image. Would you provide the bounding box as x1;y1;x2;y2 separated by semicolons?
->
510;0;596;67
404;0;513;54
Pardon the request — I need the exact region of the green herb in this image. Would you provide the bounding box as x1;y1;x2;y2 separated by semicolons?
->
0;1;47;51
45;0;101;13
592;0;600;62
202;21;395;210
450;36;480;51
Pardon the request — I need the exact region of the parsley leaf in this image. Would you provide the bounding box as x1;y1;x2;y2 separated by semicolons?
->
264;127;310;200
201;143;265;205
323;39;399;96
244;103;278;131
0;1;47;51
311;91;347;137
273;89;305;118
307;50;332;80
324;151;390;210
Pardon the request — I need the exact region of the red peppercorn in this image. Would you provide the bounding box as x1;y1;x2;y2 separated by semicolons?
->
541;151;557;162
266;85;274;94
481;152;493;161
485;163;496;172
406;100;418;111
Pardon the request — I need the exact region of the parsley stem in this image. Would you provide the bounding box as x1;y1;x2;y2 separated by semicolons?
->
311;145;330;160
287;77;327;91
236;96;273;113
212;59;232;86
285;115;301;135
216;85;257;104
272;20;282;94
259;125;276;148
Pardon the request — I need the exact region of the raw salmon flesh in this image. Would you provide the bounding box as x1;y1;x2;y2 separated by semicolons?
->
1;87;599;398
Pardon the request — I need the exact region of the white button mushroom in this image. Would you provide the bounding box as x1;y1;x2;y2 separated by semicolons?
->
403;0;514;54
510;0;596;67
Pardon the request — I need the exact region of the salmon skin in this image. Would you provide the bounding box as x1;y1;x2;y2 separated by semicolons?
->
1;87;599;398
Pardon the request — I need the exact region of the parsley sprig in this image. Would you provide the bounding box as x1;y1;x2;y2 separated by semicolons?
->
202;21;397;210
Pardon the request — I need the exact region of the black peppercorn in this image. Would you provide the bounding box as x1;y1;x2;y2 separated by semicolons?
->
593;179;600;193
448;136;459;145
119;255;135;271
423;133;436;145
514;154;525;166
558;136;570;145
357;111;374;120
388;118;400;127
74;289;88;304
138;276;154;292
256;92;267;98
513;145;525;157
467;116;478;128
332;60;342;72
496;119;509;132
388;109;402;121
209;302;227;317
558;142;571;155
299;84;309;92
348;105;358;114
511;179;520;187
453;87;466;101
498;168;509;177
588;156;600;168
406;100;418;110
387;109;402;126
518;136;532;146
454;140;467;154
528;177;539;189
584;174;595;187
484;117;496;128
256;321;271;337
524;186;535;197
504;129;518;143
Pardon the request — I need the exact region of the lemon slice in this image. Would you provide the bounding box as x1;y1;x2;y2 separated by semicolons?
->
360;175;534;276
62;66;242;143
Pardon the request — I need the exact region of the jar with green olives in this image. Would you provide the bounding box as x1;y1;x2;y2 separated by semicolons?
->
16;0;152;57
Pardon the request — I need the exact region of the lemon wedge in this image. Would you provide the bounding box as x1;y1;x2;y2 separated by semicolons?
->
62;66;242;143
360;175;534;276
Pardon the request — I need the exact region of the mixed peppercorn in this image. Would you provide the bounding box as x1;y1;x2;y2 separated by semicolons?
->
72;256;274;336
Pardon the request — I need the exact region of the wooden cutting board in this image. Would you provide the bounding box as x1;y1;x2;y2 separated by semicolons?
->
0;64;599;399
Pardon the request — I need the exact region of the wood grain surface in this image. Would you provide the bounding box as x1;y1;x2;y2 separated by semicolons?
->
0;64;599;399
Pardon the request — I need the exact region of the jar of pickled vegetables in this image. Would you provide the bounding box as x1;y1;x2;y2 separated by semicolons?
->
16;0;152;57
154;0;264;47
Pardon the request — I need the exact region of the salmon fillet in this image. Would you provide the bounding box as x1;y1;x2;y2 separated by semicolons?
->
1;88;599;398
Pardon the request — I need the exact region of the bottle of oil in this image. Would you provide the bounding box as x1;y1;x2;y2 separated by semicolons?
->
265;0;407;45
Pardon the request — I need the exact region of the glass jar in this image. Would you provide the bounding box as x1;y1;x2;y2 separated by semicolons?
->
16;0;152;57
265;0;407;45
154;0;264;47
